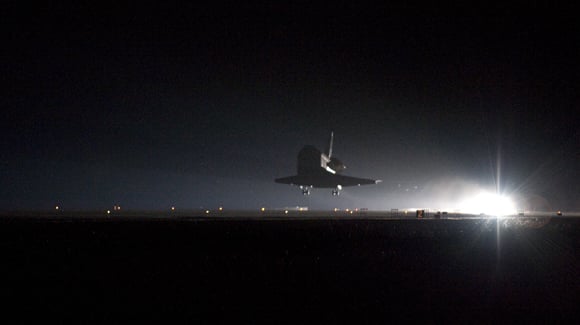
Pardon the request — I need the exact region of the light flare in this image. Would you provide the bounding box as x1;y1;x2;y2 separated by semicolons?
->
457;191;517;217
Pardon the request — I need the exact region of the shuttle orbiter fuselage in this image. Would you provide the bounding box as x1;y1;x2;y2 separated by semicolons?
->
275;132;380;195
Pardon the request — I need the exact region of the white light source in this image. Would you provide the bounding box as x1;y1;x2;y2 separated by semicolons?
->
457;191;517;217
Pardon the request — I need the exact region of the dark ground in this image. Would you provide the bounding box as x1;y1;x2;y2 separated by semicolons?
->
1;216;578;323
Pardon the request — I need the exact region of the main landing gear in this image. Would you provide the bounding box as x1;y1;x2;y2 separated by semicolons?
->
299;185;342;196
332;185;342;196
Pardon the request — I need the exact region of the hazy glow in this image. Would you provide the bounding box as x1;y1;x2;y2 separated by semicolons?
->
457;191;517;216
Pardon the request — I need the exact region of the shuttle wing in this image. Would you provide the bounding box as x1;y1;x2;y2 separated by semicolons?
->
275;173;379;188
334;174;380;186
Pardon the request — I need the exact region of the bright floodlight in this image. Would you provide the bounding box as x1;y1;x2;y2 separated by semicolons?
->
458;191;517;217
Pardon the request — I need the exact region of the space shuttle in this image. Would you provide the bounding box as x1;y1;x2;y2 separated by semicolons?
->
275;132;381;195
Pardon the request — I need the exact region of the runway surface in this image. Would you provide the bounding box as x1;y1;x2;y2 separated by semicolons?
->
2;208;578;220
1;212;578;322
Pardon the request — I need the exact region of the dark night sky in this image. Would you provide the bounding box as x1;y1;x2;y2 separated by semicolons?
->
1;3;579;210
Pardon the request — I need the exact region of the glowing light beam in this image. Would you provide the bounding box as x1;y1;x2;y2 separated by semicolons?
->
457;191;517;217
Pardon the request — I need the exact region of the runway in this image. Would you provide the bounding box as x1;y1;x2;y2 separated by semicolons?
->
1;208;577;220
1;212;578;322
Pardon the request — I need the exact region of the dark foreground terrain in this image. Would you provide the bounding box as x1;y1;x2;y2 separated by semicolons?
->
1;215;578;323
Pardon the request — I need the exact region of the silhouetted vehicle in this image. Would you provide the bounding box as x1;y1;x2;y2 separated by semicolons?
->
275;132;380;195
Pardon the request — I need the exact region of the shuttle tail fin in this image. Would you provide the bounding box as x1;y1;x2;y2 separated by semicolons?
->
326;131;334;158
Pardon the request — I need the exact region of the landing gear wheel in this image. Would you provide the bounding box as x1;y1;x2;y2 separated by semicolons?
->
302;189;311;195
332;189;340;196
